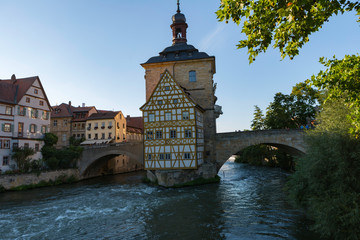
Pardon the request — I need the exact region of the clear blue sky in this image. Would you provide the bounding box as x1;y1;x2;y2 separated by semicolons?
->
1;0;359;132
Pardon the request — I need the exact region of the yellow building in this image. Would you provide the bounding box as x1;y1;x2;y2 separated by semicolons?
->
140;70;204;169
83;111;126;145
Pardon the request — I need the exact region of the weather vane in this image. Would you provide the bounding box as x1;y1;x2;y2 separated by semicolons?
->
177;0;180;13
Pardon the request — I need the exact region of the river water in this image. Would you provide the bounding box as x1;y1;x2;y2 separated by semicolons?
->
0;160;319;240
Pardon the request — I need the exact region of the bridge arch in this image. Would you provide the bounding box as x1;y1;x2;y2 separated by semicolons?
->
215;130;306;171
79;143;144;177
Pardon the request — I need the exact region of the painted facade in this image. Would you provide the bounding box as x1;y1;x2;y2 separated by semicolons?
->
0;75;51;172
141;70;204;170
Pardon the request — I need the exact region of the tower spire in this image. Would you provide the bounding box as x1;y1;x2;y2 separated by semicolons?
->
177;0;180;13
171;0;188;45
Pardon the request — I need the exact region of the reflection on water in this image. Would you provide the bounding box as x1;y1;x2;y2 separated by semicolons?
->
0;161;319;239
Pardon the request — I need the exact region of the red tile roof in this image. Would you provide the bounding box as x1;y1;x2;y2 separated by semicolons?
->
0;75;51;108
87;111;120;120
126;116;143;131
51;103;75;118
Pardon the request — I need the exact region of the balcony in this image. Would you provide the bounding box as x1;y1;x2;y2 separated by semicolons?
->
94;127;98;130
87;127;91;131
108;126;113;129
101;126;105;129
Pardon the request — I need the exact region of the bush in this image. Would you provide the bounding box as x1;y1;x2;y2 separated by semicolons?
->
287;132;360;239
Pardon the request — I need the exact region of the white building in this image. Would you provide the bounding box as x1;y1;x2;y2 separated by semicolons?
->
0;75;51;172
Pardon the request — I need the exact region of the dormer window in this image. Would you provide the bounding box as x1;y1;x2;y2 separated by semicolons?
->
34;89;38;94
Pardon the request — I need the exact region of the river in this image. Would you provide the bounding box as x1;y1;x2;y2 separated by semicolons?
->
0;160;319;240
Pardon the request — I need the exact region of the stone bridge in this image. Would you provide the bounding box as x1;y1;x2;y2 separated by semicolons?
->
215;129;306;170
79;142;144;176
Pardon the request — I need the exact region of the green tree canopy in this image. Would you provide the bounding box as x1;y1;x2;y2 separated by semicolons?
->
251;105;265;130
216;0;360;63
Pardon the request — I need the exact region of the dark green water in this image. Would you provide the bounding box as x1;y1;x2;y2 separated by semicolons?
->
0;160;319;239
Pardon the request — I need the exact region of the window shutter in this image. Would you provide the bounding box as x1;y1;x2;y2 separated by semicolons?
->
11;124;14;132
34;125;37;133
17;106;20;115
46;111;49;120
1;123;4;132
35;110;39;118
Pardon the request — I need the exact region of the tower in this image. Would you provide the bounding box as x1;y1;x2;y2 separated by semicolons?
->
140;1;222;186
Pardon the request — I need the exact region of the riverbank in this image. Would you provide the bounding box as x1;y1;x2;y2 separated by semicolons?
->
0;169;82;192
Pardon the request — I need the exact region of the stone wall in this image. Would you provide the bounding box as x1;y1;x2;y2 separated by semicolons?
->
0;169;81;190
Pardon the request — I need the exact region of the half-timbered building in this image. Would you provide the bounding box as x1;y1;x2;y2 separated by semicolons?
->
140;70;204;169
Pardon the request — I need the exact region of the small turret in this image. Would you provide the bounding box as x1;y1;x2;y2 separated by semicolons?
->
171;0;188;45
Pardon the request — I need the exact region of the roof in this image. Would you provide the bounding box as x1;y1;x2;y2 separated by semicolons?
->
0;76;51;108
73;107;95;112
127;126;142;134
87;111;120;120
143;43;214;64
51;103;74;118
126;116;143;131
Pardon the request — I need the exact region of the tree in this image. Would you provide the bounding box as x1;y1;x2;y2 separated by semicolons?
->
287;99;360;239
310;54;360;137
251;105;265;130
216;0;360;63
12;147;35;171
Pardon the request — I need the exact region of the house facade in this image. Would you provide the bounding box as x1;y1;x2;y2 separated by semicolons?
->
126;115;143;142
141;70;204;169
84;111;126;144
0;75;51;172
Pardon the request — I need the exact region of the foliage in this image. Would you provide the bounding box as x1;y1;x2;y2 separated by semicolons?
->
287;99;360;239
258;83;318;129
310;54;360;137
216;0;360;62
235;144;294;170
41;134;83;171
11;147;35;172
69;136;85;146
43;133;58;146
251;105;265;130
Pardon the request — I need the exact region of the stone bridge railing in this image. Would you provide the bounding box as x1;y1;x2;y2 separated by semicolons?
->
215;129;306;169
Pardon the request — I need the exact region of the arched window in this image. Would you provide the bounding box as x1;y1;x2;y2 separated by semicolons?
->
189;71;196;82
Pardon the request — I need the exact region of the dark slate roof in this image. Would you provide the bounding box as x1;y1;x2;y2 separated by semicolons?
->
87;111;120;120
143;43;214;64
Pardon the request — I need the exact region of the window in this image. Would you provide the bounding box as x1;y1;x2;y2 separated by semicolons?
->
5;106;12;115
64;120;68;126
18;106;26;116
87;123;91;130
62;134;67;142
159;153;164;160
173;99;178;104
26;97;30;103
184;153;191;160
165;153;171;160
18;122;24;137
31;109;38;118
148;154;152;160
182;111;189;120
35;144;40;152
0;140;2;148
146;131;153;140
189;71;196;82
41;125;47;134
12;142;18;150
2;156;9;166
34;89;38;94
165;112;171;121
3;123;11;132
156;131;163;139
123;123;125;128
30;124;36;133
185;129;192;138
108;133;112;139
53;120;57;127
4;140;10;149
77;134;80;138
82;123;85;129
149;114;155;122
94;123;98;129
170;130;177;139
101;122;105;129
94;133;98;139
81;134;84;138
88;134;91;139
39;100;44;106
24;143;29;149
43;111;49;120
108;121;112;129
101;133;105;139
157;100;163;105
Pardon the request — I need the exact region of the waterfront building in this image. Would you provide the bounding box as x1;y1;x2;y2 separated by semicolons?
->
126;115;143;142
0;75;51;172
140;2;221;171
83;111;126;144
50;102;97;148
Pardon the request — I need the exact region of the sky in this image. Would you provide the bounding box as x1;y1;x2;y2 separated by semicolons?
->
0;0;359;133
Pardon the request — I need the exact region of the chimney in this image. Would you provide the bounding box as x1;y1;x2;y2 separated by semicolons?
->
11;74;16;83
68;101;71;107
82;103;85;107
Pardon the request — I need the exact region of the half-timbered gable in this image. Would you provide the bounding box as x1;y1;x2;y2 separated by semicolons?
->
141;70;204;170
